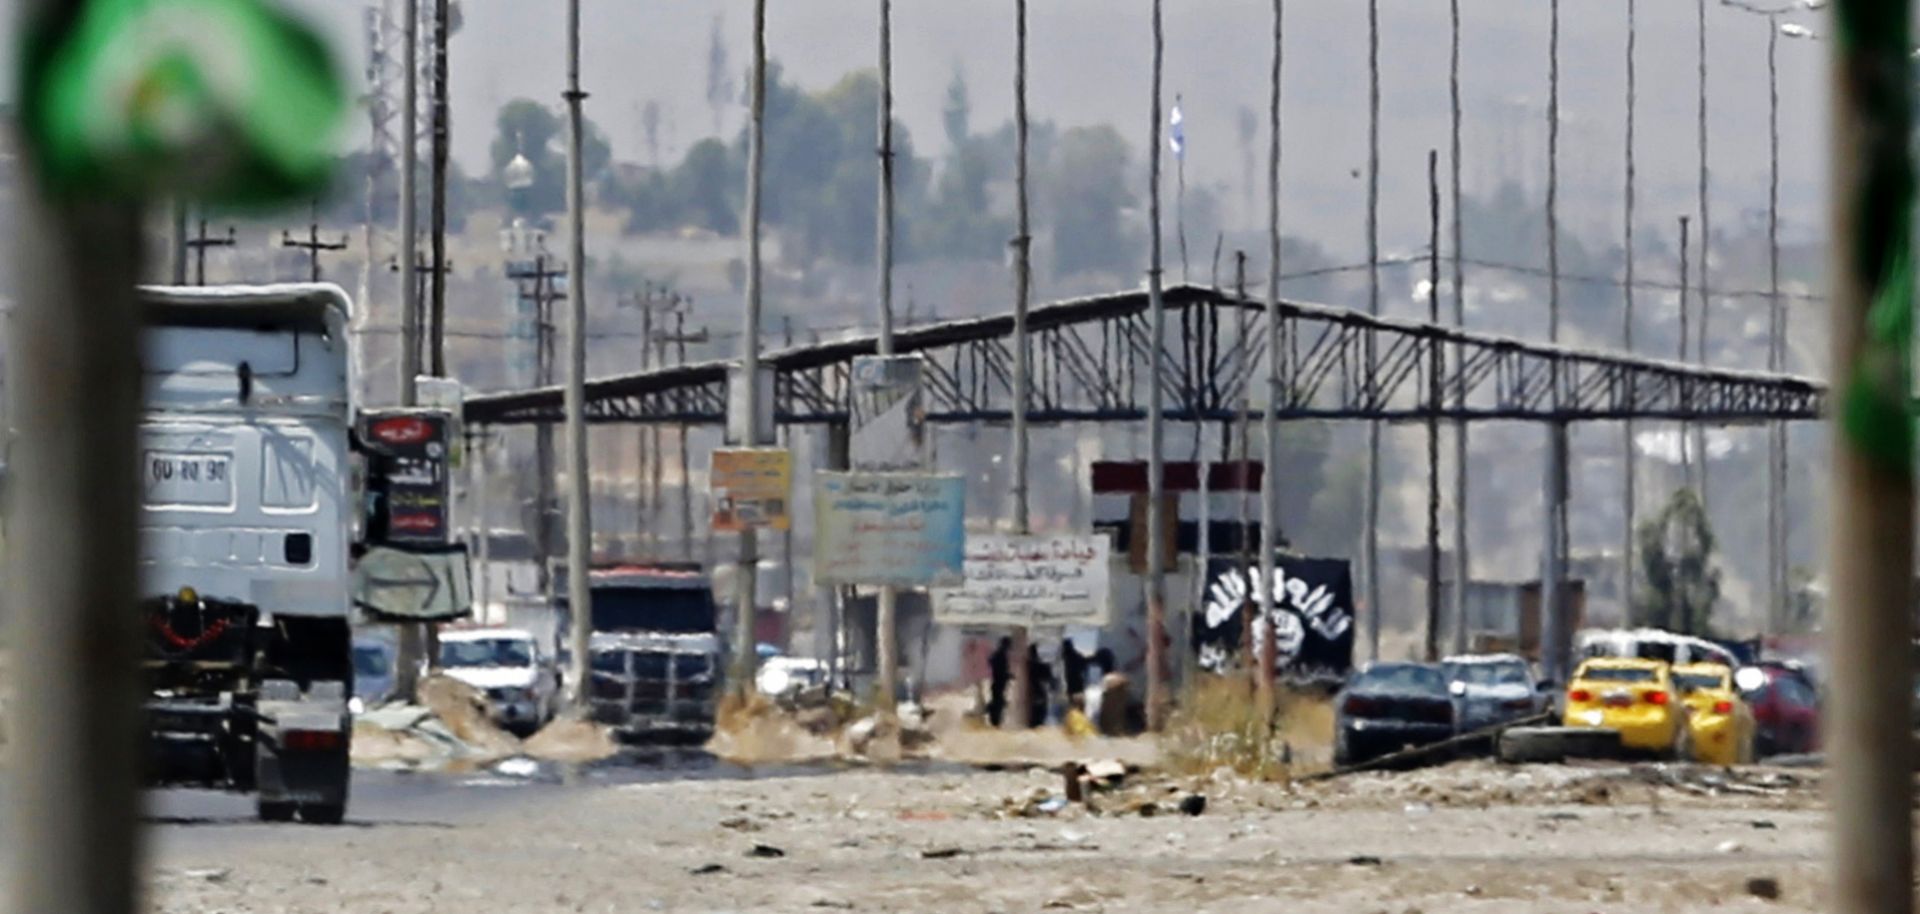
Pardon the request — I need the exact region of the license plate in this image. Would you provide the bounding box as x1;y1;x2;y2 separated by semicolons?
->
1603;690;1632;708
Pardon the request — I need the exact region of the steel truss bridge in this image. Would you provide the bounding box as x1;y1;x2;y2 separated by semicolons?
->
462;283;1824;428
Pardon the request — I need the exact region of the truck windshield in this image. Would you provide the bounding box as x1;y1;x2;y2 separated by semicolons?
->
590;586;715;634
439;639;532;668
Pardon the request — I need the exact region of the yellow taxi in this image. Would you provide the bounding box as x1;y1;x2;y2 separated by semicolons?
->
1672;662;1756;766
1563;657;1689;758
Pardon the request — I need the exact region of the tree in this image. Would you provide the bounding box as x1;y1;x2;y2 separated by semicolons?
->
489;98;611;220
1047;124;1137;278
1634;488;1722;636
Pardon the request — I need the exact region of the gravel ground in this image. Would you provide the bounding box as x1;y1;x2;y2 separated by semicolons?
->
146;759;1834;913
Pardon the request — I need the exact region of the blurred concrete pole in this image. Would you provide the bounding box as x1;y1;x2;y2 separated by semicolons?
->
875;0;900;719
170;200;188;284
1826;1;1915;910
1765;15;1787;635
1145;0;1170;731
1257;0;1283;710
1539;0;1570;685
1692;0;1712;512
562;0;594;710
1424;149;1442;663
1448;0;1470;657
1363;0;1382;662
731;0;768;696
399;0;419;404
1006;0;1034;729
1621;0;1639;628
5;20;146;913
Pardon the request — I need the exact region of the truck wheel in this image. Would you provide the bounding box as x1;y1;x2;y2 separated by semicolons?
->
257;800;297;823
300;803;346;826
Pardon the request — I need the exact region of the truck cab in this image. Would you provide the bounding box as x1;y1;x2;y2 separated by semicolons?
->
568;564;723;742
138;284;357;823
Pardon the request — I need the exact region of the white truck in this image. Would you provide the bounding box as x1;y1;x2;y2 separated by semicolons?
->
138;284;357;824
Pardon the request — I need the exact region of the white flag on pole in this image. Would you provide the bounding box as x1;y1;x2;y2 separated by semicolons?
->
1168;98;1185;160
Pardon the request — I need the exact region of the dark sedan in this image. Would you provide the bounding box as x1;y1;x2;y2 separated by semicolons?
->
1334;662;1459;766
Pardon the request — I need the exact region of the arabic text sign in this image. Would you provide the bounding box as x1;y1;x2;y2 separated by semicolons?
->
813;473;964;586
710;447;791;532
935;534;1112;627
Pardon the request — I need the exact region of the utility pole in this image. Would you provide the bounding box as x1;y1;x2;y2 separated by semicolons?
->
1827;2;1915;910
185;219;235;286
1622;0;1639;627
1145;0;1171;732
281;200;349;283
1424;150;1442;662
399;0;419;405
1448;0;1470;657
1541;0;1571;685
1693;0;1712;512
657;313;708;561
6;5;145;910
1007;0;1034;730
874;0;901;724
1765;11;1787;635
508;255;565;603
730;0;769;699
1363;0;1382;662
562;0;594;711
1678;215;1691;488
427;0;450;377
1258;0;1284;712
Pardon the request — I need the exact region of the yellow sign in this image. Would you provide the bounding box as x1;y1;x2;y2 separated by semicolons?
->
710;447;791;532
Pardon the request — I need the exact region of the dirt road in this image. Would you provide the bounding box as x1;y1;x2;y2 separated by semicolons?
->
146;760;1829;913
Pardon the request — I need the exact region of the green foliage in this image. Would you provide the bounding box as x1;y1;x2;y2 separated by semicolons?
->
1634;488;1722;637
488;97;612;221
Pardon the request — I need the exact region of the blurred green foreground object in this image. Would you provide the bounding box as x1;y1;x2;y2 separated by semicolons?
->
21;0;345;203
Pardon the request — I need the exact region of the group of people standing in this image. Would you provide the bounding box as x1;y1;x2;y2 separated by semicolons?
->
985;637;1118;729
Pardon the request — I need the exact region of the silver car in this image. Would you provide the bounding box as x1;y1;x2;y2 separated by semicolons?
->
1442;654;1550;732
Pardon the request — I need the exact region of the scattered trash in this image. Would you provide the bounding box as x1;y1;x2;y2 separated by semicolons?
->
689;863;727;876
1715;840;1746;855
1037;796;1069;815
181;868;230;883
718;816;763;833
1177;794;1208;817
492;756;540;778
747;843;786;859
1750;819;1778;830
898;809;951;822
1746;876;1782;901
1347;855;1384;867
921;846;966;860
1084;759;1129;784
1402;802;1432;816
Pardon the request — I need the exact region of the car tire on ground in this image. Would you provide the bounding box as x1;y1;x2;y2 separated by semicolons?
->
1497;726;1623;764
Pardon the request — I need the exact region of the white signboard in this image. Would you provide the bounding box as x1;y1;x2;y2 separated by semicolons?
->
850;355;925;471
935;534;1112;627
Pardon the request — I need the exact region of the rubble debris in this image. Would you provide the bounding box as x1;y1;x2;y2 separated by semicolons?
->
688;864;728;876
521;717;619;764
1347;855;1384;866
747;844;786;859
920;846;966;860
1746;876;1782;901
719;816;764;833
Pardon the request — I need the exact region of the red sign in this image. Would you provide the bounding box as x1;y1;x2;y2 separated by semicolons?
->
369;417;432;446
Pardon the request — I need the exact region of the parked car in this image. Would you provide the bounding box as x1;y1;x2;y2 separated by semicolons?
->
1441;653;1551;731
1672;662;1756;766
351;637;395;715
1334;662;1459;766
1736;662;1820;757
437;628;560;735
1563;657;1689;759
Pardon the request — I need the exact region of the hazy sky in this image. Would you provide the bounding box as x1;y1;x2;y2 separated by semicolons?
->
20;1;1837;253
